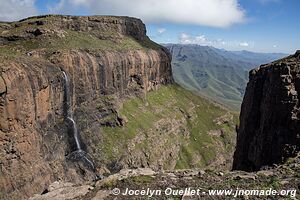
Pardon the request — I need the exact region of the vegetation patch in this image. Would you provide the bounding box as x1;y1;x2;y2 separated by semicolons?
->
98;84;238;169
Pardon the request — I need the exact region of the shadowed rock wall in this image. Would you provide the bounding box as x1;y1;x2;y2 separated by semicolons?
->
233;51;300;171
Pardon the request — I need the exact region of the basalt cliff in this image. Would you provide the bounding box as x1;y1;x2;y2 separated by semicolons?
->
233;51;300;171
0;15;172;199
0;15;238;200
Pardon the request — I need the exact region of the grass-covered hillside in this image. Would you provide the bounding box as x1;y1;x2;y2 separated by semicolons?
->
0;15;161;58
78;84;238;171
164;44;287;110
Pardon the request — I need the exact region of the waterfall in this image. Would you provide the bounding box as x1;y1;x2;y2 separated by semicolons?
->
62;71;71;118
62;71;81;151
61;70;95;171
67;117;81;150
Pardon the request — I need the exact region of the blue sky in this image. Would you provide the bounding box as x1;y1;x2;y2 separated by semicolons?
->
0;0;299;53
147;0;300;53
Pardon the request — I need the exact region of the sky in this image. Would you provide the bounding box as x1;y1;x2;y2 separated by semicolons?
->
0;0;299;53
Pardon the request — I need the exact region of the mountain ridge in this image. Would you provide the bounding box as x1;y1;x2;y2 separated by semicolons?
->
164;44;287;110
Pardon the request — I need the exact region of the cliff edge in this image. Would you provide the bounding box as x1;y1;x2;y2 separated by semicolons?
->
233;51;300;171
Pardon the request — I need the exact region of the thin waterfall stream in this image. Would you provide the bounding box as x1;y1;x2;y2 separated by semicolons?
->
62;71;82;150
61;70;95;171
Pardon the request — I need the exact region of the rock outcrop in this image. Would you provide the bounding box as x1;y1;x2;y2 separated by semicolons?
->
30;154;300;200
233;51;300;171
0;15;172;199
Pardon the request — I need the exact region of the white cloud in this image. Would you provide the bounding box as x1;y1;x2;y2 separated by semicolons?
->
179;33;207;44
179;33;193;44
157;28;166;35
273;45;277;48
179;33;254;49
49;0;246;28
239;42;249;47
0;0;38;21
179;33;226;46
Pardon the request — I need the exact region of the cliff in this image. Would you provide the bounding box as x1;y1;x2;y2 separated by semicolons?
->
0;15;173;199
233;51;300;171
0;15;238;200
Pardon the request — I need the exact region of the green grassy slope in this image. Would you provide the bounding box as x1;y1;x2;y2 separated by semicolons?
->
165;44;287;110
0;16;161;58
93;84;238;170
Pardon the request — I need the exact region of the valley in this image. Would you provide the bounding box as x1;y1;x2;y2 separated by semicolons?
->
0;14;298;200
165;44;287;110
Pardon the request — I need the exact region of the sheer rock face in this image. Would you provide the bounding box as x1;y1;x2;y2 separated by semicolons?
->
233;51;300;171
0;15;172;199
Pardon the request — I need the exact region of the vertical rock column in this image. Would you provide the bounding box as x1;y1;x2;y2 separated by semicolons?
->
233;51;300;171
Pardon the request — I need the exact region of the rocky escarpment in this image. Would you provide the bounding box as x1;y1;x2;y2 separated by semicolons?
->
0;15;173;199
233;51;300;171
0;15;147;43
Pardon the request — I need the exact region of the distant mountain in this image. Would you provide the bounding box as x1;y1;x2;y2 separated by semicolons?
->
229;50;288;69
163;44;287;110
